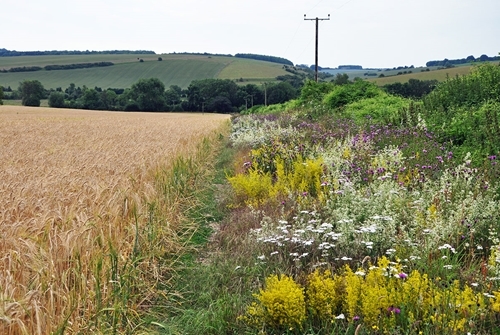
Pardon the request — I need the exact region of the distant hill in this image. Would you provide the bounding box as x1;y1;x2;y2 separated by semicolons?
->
0;48;155;57
0;53;289;89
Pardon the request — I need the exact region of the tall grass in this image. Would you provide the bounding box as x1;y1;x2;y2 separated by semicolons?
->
0;106;230;334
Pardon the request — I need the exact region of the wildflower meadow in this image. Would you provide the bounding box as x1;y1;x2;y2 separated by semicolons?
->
157;63;500;335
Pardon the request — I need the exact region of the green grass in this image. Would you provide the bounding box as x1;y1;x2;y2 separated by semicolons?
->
218;58;288;80
0;53;156;69
0;54;288;90
320;61;500;86
369;65;475;85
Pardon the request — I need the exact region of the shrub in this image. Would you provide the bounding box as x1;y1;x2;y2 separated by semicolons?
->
227;156;324;206
342;93;411;124
306;269;343;320
241;274;306;331
298;80;336;104
323;80;382;110
241;258;496;333
48;91;66;108
227;166;273;206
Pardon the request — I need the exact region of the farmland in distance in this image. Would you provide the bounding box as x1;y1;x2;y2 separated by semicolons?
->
0;54;289;89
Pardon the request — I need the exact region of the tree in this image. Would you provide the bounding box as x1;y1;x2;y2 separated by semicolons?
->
48;91;65;108
186;79;239;112
100;89;117;110
0;86;3;105
479;54;489;62
466;55;476;62
206;96;233;113
333;73;350;85
165;85;182;106
130;78;166;111
81;88;102;110
19;80;45;106
266;82;298;105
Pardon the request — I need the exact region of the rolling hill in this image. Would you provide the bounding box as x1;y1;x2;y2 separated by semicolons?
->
0;53;289;89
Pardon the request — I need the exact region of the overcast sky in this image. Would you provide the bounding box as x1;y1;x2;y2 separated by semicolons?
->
2;0;499;68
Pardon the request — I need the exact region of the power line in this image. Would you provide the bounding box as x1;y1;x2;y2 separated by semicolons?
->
304;14;330;82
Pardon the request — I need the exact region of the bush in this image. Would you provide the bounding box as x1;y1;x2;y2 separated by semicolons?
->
424;63;500;112
19;80;44;107
323;80;382;109
422;63;500;159
241;258;496;333
298;80;335;103
241;274;306;331
48;92;66;108
342;93;411;124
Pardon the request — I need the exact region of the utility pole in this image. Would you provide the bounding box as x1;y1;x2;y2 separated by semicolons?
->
264;86;267;107
304;14;330;82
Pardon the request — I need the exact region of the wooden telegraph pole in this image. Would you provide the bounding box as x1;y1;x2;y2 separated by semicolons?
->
304;14;330;82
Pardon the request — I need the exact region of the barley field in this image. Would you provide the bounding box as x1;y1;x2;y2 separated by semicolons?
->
0;106;230;334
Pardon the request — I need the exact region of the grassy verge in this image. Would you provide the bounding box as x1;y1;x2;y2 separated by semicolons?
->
154;125;268;335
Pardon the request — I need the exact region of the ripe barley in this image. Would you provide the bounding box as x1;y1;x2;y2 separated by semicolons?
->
0;106;230;334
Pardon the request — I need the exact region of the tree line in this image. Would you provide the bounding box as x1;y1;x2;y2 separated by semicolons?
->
6;78;300;113
234;54;294;66
0;48;155;57
426;54;500;67
0;62;114;73
3;73;442;112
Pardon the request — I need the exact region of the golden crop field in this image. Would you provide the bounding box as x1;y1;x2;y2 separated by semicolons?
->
0;106;230;334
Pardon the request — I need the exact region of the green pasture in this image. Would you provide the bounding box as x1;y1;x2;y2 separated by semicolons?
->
0;53;153;69
218;58;287;80
369;65;475;85
0;54;288;90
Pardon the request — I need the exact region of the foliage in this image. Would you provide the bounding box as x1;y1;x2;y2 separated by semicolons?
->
298;80;336;104
227;156;324;206
333;73;350;85
342;92;411;124
0;48;155;57
0;86;3;105
241;274;306;331
383;78;438;99
323;80;382;109
19;79;45;106
266;81;299;105
234;53;294;66
0;66;43;73
44;62;114;71
241;257;499;333
426;53;500;67
129;78;166;111
225;109;500;333
422;63;500;157
48;91;65;108
306;270;343;320
424;63;500;112
187;78;240;112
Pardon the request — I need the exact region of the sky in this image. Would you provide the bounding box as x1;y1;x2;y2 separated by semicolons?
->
1;0;499;69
